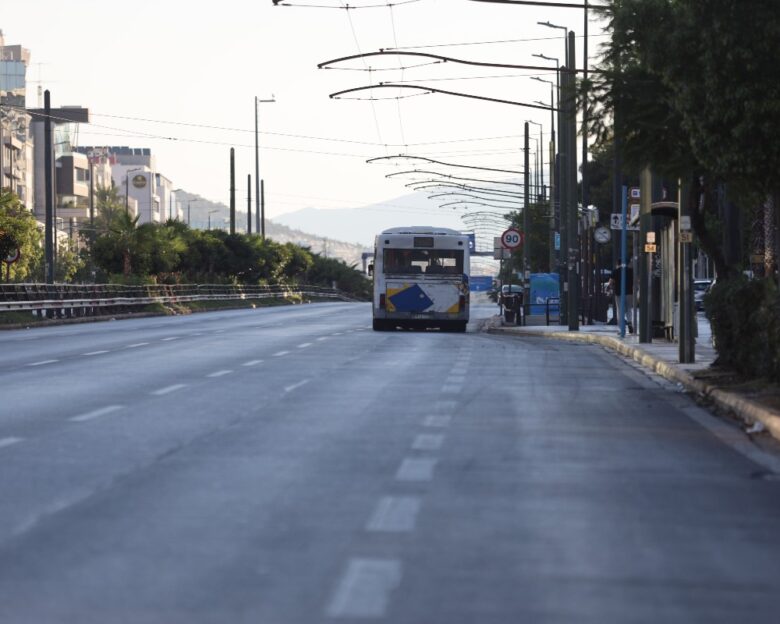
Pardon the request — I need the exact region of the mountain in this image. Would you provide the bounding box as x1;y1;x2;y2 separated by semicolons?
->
174;190;369;267
271;192;465;247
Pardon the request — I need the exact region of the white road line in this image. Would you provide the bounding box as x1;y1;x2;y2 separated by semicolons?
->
451;367;468;375
273;350;290;357
26;359;58;367
81;350;109;356
297;343;312;349
316;337;329;342
423;415;452;428
0;437;23;449
435;400;457;412
190;332;203;336
126;342;149;348
284;379;310;393
207;370;233;378
412;433;445;452
161;337;179;342
332;332;343;336
446;375;466;385
396;458;437;482
366;496;421;533
326;558;402;619
242;359;263;367
441;385;461;394
151;384;187;396
70;405;123;423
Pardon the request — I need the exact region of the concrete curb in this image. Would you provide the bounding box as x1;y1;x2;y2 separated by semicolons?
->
489;324;780;441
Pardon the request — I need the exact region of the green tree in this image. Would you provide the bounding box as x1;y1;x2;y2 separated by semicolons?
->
0;189;43;282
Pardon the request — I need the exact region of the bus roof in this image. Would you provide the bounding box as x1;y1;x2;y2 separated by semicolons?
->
380;226;464;236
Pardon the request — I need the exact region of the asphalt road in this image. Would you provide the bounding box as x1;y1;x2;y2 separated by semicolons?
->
1;302;779;623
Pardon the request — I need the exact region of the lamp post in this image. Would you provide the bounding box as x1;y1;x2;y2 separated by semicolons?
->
255;95;275;240
207;209;218;231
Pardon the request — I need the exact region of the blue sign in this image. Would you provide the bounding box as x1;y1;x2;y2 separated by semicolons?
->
469;275;494;292
529;273;560;314
467;233;476;252
554;232;561;251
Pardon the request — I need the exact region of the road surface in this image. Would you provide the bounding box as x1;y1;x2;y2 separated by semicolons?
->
0;302;779;623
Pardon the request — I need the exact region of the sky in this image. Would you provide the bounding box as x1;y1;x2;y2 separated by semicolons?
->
3;0;606;234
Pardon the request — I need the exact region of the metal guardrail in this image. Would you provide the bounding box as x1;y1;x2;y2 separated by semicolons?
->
0;283;359;315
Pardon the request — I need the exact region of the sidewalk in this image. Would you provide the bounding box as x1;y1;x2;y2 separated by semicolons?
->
488;314;780;442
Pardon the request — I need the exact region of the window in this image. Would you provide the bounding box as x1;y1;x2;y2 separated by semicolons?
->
383;249;464;275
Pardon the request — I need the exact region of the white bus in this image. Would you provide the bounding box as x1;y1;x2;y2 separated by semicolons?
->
372;226;470;332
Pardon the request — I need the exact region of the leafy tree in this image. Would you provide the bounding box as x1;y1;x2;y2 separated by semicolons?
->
0;189;43;282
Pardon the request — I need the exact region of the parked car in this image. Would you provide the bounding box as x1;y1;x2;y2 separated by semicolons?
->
694;279;713;311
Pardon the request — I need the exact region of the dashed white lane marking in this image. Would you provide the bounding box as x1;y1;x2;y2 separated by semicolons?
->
316;336;328;341
70;405;123;422
332;332;343;336
81;350;109;356
126;342;149;348
26;359;58;367
284;379;310;393
297;343;313;349
435;400;457;412
0;437;23;449
273;350;290;357
451;367;468;375
161;337;179;342
190;333;203;337
366;496;421;533
326;558;402;619
396;458;437;482
242;359;263;367
151;384;187;396
412;433;445;452
423;415;452;428
207;370;233;378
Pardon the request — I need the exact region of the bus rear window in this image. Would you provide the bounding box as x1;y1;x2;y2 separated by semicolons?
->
383;249;464;275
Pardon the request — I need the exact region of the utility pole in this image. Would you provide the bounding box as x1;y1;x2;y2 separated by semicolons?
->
261;179;266;240
247;174;252;234
679;178;695;362
523;121;530;317
566;31;579;331
639;167;652;343
44;90;54;284
229;147;236;235
89;160;95;228
255;97;260;240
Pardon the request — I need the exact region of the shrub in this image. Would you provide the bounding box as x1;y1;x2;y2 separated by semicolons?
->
705;276;780;381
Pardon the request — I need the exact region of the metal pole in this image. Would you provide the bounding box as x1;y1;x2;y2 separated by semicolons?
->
44;90;55;284
247;174;252;234
567;32;579;331
261;179;266;240
639;167;652;343
619;185;628;338
229;147;236;235
89;160;95;228
125;173;129;214
523;121;530;316
679;178;695;362
187;201;191;226
255;97;260;237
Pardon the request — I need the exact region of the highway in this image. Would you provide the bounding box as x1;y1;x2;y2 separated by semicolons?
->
1;301;779;623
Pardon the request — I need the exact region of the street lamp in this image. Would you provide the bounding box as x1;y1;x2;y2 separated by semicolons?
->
538;21;568;58
255;95;275;239
207;209;218;230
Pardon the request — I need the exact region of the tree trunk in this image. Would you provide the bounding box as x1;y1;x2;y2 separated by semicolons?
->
123;248;131;277
690;174;734;280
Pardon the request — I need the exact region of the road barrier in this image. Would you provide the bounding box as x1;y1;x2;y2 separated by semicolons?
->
0;283;359;318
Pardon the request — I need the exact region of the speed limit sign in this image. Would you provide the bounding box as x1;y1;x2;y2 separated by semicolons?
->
500;228;523;250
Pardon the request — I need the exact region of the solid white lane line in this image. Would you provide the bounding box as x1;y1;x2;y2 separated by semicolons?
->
161;337;179;342
412;434;445;452
396;458;437;482
81;350;109;356
273;350;290;357
284;379;310;393
366;496;421;533
326;558;402;619
0;437;23;449
26;359;59;367
207;370;233;378
423;415;452;428
126;342;149;348
151;384;187;396
297;343;313;349
70;405;123;423
242;359;264;367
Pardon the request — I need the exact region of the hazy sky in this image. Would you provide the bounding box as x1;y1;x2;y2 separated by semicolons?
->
3;0;605;227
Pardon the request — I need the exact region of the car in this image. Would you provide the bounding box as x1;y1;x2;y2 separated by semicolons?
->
694;279;713;311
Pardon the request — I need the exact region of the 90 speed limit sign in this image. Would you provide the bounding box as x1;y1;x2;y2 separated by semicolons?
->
500;228;524;250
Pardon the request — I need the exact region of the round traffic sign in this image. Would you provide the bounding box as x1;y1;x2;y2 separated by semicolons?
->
4;248;21;264
501;228;523;250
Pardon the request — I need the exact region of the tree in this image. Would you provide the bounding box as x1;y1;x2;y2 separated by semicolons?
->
0;189;43;282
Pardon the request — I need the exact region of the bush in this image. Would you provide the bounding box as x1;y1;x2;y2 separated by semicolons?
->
705;276;780;381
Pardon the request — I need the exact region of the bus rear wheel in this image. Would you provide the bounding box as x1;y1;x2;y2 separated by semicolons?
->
373;319;393;331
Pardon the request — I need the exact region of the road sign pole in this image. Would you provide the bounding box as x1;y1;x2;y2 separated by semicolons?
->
620;186;628;338
523;121;530;320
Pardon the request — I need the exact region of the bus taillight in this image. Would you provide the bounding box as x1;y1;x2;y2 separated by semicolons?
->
380;294;387;309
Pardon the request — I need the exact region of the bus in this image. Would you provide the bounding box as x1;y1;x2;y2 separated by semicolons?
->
372;226;470;332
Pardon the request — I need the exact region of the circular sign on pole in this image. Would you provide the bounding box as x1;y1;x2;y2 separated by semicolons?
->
132;174;147;189
4;248;21;264
501;228;523;250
